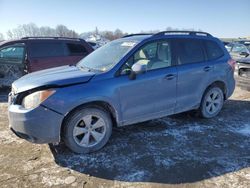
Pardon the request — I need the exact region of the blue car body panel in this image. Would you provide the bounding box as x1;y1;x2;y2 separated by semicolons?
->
8;33;235;143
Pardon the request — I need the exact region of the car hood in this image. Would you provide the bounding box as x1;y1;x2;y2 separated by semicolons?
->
12;65;95;93
238;57;250;64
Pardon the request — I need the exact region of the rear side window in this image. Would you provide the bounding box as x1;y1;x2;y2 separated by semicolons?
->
66;43;88;56
29;41;65;58
204;40;224;60
175;39;205;64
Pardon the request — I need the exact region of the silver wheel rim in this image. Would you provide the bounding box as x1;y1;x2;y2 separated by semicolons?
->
205;89;222;115
73;114;106;147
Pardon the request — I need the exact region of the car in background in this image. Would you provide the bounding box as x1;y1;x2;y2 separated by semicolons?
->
0;37;93;88
235;56;250;91
87;41;101;50
8;31;235;153
238;40;250;50
225;42;250;60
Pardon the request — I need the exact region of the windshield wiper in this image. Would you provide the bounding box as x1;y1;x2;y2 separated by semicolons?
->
78;65;92;72
78;65;101;72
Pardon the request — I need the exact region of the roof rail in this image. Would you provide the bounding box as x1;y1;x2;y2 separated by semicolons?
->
153;31;212;37
21;36;84;41
122;33;153;38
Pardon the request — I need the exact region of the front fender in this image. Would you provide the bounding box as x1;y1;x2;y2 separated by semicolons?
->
42;83;122;125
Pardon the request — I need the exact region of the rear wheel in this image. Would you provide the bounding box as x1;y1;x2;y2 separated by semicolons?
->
63;107;112;154
199;86;224;118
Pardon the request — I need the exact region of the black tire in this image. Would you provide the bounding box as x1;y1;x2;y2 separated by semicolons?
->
63;107;112;154
199;86;224;118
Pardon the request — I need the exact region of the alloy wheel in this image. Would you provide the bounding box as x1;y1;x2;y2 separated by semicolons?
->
73;114;106;147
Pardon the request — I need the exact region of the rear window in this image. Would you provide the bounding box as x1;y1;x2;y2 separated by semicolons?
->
204;40;224;60
66;43;87;56
176;39;205;64
29;41;65;58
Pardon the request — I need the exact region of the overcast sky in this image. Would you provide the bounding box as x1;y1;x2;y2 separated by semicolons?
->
0;0;249;38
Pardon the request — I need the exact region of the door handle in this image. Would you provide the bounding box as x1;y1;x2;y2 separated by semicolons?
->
203;66;212;72
164;74;176;80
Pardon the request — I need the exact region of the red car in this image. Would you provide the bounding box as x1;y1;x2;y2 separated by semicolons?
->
0;37;94;87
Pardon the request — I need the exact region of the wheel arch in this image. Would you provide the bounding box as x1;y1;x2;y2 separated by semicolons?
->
60;100;119;140
201;80;227;104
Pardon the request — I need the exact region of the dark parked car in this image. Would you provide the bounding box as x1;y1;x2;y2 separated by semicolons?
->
225;42;250;61
0;37;93;87
235;57;250;91
238;40;250;50
8;31;235;153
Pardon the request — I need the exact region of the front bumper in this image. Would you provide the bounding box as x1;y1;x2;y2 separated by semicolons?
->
235;62;250;91
236;76;250;91
8;104;64;144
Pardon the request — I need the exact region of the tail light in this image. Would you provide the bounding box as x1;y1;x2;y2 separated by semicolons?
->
228;59;236;71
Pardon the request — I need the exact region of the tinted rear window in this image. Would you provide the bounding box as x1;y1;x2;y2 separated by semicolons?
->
29;41;65;58
204;40;224;60
175;39;205;64
66;43;87;56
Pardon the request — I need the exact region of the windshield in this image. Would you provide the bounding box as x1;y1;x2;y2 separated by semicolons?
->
77;40;138;72
244;43;250;50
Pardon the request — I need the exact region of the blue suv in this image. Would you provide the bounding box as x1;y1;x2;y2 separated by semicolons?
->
8;31;235;153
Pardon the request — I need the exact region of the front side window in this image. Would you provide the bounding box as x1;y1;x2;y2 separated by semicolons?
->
77;40;139;72
121;41;172;75
176;39;205;65
0;44;25;64
29;41;65;58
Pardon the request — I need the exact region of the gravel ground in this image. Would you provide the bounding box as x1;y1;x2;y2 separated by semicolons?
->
0;87;250;188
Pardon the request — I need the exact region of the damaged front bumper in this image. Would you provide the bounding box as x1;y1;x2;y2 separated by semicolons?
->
8;104;64;144
235;62;250;91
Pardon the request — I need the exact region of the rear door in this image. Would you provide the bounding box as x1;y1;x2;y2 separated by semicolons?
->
28;40;68;72
0;43;26;87
174;38;212;113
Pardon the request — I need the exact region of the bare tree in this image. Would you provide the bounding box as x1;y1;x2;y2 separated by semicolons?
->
6;30;14;39
55;25;69;37
6;23;79;39
39;26;56;37
0;33;4;40
114;29;124;39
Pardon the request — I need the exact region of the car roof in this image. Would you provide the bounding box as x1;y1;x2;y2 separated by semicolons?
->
0;37;88;46
121;31;215;43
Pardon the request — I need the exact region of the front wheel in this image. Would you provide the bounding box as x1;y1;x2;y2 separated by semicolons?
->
63;107;112;154
199;86;224;118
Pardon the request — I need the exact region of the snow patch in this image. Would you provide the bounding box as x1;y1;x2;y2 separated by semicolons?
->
235;124;250;136
115;170;151;182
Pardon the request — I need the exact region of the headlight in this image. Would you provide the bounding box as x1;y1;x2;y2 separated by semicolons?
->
22;89;55;109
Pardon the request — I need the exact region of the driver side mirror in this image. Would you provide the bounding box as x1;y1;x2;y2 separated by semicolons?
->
129;61;147;80
240;51;249;57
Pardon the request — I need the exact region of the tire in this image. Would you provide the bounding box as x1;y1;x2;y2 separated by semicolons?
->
199;86;224;118
63;107;112;154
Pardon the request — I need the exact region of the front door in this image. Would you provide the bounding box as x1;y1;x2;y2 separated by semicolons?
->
117;40;177;125
0;43;25;87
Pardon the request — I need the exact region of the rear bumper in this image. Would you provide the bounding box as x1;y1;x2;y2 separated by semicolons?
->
226;73;236;99
8;104;64;144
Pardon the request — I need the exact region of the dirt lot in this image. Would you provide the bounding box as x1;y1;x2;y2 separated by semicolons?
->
0;87;250;188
